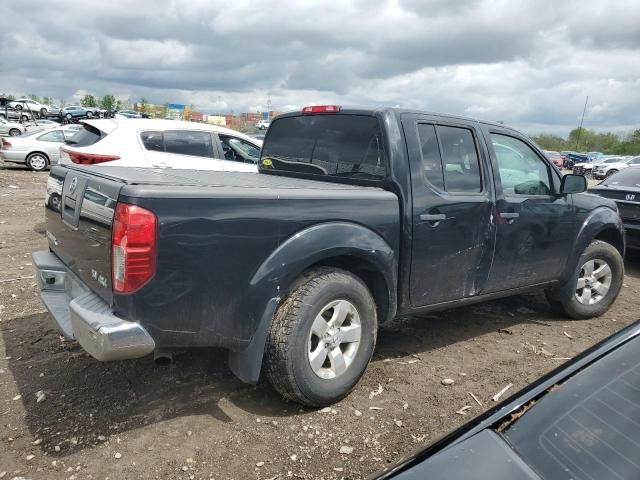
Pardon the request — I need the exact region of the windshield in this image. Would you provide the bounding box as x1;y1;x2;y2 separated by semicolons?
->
260;114;387;180
602;168;640;187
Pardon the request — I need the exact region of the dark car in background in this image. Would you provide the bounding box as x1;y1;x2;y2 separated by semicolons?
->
590;167;640;249
373;319;640;480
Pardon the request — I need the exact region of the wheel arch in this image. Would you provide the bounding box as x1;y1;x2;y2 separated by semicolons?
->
228;221;398;384
551;207;625;301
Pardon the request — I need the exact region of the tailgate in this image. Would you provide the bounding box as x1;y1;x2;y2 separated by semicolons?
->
46;166;125;305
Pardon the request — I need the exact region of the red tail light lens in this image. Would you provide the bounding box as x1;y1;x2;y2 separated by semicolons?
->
1;139;11;148
111;203;157;293
61;147;120;165
302;105;340;114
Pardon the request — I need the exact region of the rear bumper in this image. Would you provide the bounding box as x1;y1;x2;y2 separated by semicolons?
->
32;250;155;361
0;151;26;162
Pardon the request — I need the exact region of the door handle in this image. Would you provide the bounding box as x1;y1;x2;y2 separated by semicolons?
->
420;213;446;227
499;212;520;224
420;214;446;221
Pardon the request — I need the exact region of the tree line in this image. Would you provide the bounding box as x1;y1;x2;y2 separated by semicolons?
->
531;127;640;156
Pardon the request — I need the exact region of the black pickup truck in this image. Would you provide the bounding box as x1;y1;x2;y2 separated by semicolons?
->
34;106;625;406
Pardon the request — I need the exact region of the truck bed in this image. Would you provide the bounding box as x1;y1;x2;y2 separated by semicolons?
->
45;165;400;351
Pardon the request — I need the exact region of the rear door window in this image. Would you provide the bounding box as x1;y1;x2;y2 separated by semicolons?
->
437;126;482;193
261;114;386;180
416;123;444;190
37;130;65;142
140;130;214;158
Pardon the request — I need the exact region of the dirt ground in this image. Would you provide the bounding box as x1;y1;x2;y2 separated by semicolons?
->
1;162;638;480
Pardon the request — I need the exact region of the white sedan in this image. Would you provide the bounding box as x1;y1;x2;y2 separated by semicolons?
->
593;156;640;179
0;128;75;171
60;119;261;172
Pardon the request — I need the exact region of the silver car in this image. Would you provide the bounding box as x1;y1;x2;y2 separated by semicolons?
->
0;128;74;171
0;117;27;136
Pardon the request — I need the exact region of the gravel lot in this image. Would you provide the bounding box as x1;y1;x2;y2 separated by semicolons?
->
1;163;638;480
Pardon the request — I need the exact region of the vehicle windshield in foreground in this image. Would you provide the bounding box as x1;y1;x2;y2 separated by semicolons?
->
260;112;387;180
503;334;640;480
602;168;640;187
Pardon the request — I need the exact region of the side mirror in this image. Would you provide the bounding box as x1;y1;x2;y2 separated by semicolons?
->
561;174;587;194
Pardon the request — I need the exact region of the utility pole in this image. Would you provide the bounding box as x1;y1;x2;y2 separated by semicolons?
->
575;95;589;151
267;95;272;120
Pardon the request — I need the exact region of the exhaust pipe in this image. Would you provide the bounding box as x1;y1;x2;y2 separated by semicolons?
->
154;349;174;366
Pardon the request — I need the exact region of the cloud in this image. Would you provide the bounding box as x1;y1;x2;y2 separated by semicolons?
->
0;0;639;135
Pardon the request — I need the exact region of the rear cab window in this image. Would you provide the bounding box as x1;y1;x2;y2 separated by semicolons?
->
260;114;387;181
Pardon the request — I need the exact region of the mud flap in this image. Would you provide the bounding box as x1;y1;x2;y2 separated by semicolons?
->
228;298;279;384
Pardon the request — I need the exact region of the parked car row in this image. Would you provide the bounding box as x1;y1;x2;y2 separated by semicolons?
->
0;118;261;172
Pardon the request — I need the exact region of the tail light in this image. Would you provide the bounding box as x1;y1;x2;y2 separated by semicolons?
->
61;147;119;165
111;203;157;293
1;139;10;149
302;105;340;114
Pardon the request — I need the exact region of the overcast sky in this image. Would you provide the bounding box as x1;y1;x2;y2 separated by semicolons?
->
1;0;639;135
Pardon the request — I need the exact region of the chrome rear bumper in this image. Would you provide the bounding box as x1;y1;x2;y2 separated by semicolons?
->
32;250;155;361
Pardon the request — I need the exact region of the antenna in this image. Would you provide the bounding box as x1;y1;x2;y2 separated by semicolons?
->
575;95;589;151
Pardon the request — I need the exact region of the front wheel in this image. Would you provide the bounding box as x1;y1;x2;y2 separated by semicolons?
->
546;240;623;319
606;169;618;177
265;268;377;406
9;128;21;137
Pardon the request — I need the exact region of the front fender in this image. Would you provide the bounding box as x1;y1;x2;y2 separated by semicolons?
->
229;221;398;383
552;206;624;301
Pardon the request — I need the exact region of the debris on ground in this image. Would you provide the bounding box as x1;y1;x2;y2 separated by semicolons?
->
455;406;472;415
468;392;482;406
492;383;513;402
339;446;354;455
563;331;573;339
369;384;384;399
35;390;46;403
441;378;455;386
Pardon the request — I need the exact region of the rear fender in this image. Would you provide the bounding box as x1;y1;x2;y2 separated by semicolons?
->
229;221;398;383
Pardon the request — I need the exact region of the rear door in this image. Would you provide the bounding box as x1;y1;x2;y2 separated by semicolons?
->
402;114;495;306
482;129;575;292
140;130;226;170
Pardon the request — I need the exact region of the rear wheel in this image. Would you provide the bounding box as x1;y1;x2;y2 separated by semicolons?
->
546;240;623;319
265;268;377;406
86;111;93;118
40;108;47;116
27;153;48;171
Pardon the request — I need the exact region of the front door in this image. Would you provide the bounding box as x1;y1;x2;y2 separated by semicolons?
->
403;115;495;307
483;131;575;292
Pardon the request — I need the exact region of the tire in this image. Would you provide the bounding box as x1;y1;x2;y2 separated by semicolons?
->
546;240;623;319
14;104;22;111
86;111;93;118
65;114;72;120
26;152;48;171
9;128;21;137
48;193;61;212
40;108;47;116
265;267;378;406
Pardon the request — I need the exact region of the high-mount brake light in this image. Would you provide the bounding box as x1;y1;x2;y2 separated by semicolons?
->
302;105;341;114
111;203;157;293
61;147;120;165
